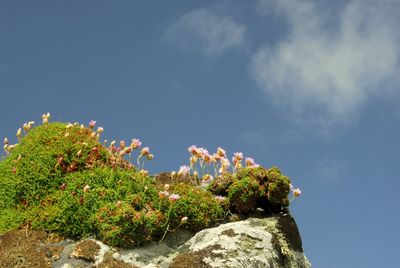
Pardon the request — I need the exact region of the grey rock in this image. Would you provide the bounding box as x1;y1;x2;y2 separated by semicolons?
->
49;215;311;268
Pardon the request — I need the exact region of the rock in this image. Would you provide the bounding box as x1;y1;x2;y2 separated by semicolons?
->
0;215;311;267
168;215;311;268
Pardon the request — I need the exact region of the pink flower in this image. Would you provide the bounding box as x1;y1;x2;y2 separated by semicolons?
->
245;157;255;167
89;120;96;129
130;138;141;149
212;153;221;162
178;165;190;178
217;147;227;158
232;152;243;167
169;194;180;202
140;147;150;156
120;140;126;148
203;150;211;163
197;147;207;158
159;191;169;198
233;152;243;161
188;145;198;155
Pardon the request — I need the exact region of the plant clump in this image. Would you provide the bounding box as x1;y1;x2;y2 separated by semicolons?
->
0;114;302;248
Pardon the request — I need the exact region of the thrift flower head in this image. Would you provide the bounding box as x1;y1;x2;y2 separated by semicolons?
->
233;152;243;161
97;127;104;134
120;140;126;148
159;191;169;198
178;165;190;178
217;147;227;158
181;216;188;223
169;194;180;202
3;138;8;145
188;145;198;155
42;113;50;124
164;184;170;191
83;185;90;192
140;147;150;156
202;174;213;183
190;155;198;165
130;138;141;149
89;120;96;129
203;151;211;163
23;121;34;132
197;147;207;158
140;169;149;176
293;188;302;197
245;157;255;167
232;152;243;168
212;153;221;162
147;154;154;160
16;128;22;138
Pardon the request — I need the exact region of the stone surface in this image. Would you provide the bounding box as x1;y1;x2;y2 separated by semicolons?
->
168;215;311;268
0;215;311;268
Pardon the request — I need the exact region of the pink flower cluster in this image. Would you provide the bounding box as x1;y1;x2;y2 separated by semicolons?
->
158;190;181;202
175;145;260;185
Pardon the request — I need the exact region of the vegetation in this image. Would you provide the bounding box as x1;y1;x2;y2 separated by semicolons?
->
0;114;301;247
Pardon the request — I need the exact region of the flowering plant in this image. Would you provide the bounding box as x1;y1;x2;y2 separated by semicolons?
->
0;113;301;248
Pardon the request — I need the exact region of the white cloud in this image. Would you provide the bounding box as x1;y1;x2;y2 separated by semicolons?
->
164;8;245;57
250;0;400;129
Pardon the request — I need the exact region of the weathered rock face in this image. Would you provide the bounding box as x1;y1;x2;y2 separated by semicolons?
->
168;215;311;268
0;215;311;268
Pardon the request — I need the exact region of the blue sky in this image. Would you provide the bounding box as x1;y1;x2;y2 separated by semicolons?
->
1;1;399;267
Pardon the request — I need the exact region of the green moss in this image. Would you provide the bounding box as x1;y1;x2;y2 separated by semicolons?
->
170;183;228;231
0;122;229;246
228;176;260;214
0;121;296;247
207;172;234;196
265;167;290;206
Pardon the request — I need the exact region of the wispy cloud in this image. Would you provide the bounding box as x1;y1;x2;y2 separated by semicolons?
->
164;8;245;57
250;0;400;130
312;158;346;184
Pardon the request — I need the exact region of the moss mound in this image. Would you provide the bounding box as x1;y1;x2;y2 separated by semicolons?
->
0;122;227;247
209;166;292;214
1;119;300;247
